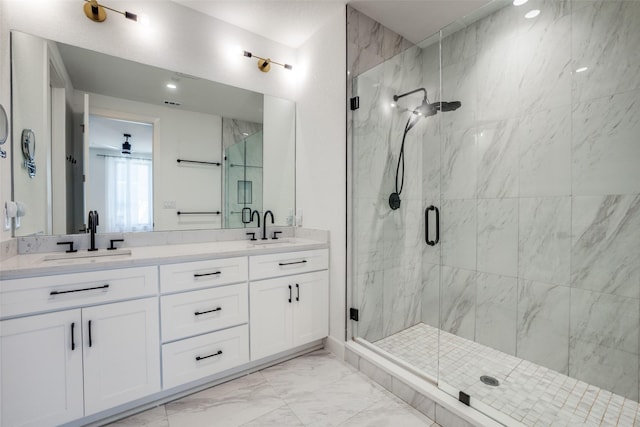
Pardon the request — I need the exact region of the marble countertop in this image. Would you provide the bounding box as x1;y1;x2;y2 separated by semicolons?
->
0;238;328;280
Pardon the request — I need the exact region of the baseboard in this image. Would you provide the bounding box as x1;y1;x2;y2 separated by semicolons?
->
324;334;345;359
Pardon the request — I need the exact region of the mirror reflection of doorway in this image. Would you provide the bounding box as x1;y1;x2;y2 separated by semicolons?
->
87;115;153;233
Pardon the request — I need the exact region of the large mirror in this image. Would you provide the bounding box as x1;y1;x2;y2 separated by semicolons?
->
11;31;295;237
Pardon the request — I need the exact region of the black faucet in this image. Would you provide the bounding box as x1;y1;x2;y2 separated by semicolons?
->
87;210;99;251
262;210;274;240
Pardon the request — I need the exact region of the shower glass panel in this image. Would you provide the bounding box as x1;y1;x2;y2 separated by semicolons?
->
350;0;640;425
224;131;263;228
350;37;443;381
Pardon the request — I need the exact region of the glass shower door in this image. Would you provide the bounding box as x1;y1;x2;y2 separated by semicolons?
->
350;40;442;383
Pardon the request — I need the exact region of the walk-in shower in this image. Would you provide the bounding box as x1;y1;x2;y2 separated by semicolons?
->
349;0;640;425
389;88;460;210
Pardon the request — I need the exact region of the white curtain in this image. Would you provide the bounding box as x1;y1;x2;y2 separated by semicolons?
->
105;156;153;232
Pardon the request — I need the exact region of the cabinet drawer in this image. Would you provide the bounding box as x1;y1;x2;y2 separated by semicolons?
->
160;257;247;294
249;249;328;280
0;267;158;319
162;325;249;389
161;283;248;342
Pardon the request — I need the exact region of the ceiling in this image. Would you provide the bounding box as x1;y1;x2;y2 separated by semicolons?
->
173;0;493;48
90;115;153;154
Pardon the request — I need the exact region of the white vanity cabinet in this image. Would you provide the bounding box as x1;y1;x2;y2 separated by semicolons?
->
249;250;329;361
0;310;84;427
0;267;160;427
159;257;250;389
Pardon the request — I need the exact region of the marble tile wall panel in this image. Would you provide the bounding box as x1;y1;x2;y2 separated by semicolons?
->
517;106;572;197
571;0;640;102
475;272;517;355
441;56;478;133
421;119;441;203
383;199;423;270
383;266;407;337
476;118;519;198
441;129;477;200
517;279;570;374
572;89;640;196
221;118;262;149
421;262;440;328
347;5;414;77
477;198;518;277
569;288;640;400
354;271;384;342
518;197;571;285
441;21;477;69
572;195;640;299
517;0;571;116
442;199;476;270
440;266;476;340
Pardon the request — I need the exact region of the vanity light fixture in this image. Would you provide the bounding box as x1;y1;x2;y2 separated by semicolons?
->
122;133;132;155
243;51;293;72
83;0;141;23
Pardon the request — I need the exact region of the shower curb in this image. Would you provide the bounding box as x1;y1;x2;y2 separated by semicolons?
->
345;341;505;427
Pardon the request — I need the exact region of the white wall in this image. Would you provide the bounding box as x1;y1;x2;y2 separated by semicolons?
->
296;7;347;343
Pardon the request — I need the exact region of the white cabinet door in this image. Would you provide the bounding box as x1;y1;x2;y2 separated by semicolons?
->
292;270;329;347
0;310;83;427
249;278;293;360
82;298;160;415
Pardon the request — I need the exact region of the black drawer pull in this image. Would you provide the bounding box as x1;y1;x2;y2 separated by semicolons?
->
194;271;222;278
296;283;300;301
50;284;109;296
88;320;93;347
278;260;307;266
288;285;292;303
194;307;222;316
196;350;223;361
71;322;76;351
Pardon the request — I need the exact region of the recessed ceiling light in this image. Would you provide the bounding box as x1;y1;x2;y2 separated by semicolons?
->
575;66;589;73
525;9;540;18
166;83;177;89
513;0;529;5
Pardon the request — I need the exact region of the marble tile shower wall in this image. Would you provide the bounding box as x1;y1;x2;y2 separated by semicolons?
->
424;0;640;402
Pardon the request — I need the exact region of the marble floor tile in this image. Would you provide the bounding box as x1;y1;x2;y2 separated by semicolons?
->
240;405;304;426
286;372;389;427
259;350;357;400
106;406;169;427
338;394;438;427
164;372;285;427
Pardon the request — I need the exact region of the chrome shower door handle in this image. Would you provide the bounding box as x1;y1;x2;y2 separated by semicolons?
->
425;205;439;246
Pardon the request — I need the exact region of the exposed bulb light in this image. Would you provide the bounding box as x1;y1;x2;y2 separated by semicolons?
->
166;83;177;89
390;103;396;108
513;0;529;6
243;50;293;72
525;9;540;18
138;14;150;26
575;66;589;73
83;0;142;23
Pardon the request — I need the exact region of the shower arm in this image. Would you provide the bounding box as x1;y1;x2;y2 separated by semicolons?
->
393;88;427;102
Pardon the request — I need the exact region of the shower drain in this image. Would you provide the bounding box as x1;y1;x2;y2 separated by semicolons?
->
480;375;500;387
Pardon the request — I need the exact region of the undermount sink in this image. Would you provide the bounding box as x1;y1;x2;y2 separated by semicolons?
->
248;238;291;246
42;249;133;262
